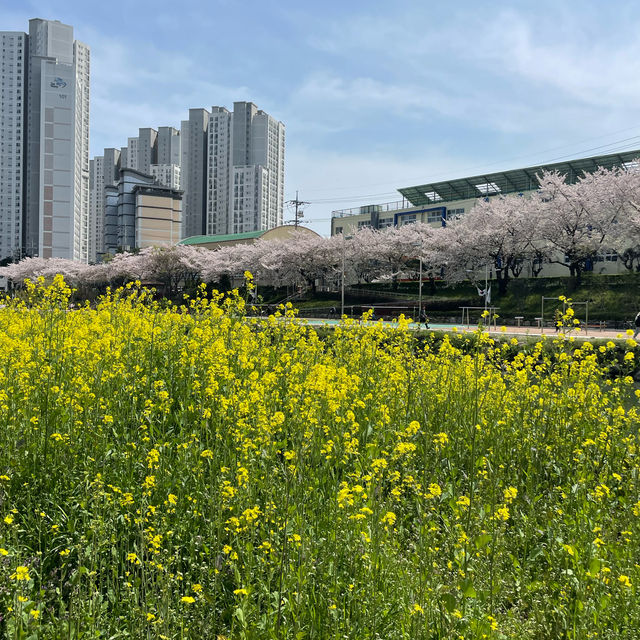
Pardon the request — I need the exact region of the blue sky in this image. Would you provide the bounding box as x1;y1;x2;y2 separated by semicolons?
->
6;0;640;234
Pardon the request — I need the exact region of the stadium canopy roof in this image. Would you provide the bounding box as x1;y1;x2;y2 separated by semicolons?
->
398;149;640;206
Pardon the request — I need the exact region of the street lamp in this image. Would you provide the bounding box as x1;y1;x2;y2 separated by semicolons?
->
340;232;352;317
417;243;423;319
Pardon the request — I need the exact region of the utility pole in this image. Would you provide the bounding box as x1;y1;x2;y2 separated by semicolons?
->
286;191;310;228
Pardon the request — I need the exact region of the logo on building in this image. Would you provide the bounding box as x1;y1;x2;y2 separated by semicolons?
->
50;77;67;88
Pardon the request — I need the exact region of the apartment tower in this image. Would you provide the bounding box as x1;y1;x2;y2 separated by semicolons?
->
206;101;285;236
0;31;27;261
25;18;90;261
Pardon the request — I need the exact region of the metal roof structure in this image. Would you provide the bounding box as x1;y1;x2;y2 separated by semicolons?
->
398;149;640;206
178;230;265;245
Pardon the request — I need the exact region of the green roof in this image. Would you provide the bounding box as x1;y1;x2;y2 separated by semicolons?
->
398;149;640;206
178;230;265;245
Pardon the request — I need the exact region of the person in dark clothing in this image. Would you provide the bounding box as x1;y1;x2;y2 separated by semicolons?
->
554;309;562;333
419;309;429;330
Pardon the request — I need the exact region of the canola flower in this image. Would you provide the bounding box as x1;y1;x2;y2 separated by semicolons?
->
0;277;638;638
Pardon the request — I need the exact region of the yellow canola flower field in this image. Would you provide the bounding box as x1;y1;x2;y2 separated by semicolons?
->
0;275;639;639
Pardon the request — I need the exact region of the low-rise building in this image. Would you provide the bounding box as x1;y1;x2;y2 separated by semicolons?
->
178;224;318;250
104;168;182;254
331;149;640;277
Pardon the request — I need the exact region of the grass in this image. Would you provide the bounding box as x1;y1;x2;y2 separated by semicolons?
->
1;276;639;638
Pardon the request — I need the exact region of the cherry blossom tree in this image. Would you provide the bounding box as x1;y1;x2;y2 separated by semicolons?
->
535;168;625;282
443;194;540;294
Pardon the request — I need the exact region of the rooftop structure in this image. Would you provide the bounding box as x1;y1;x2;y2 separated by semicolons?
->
332;149;640;220
178;224;318;250
398;149;640;207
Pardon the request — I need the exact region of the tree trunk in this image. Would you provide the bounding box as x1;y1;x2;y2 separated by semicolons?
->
497;269;509;296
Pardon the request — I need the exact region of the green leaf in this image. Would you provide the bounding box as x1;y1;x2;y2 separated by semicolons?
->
442;593;456;612
460;578;477;598
474;533;492;549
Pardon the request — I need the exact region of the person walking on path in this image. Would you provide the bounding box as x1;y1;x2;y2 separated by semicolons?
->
554;308;563;333
634;311;640;339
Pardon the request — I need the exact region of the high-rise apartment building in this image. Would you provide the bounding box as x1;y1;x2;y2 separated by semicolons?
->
137;127;157;175
125;136;138;170
181;108;209;238
206;106;232;236
206;102;284;236
150;164;180;189
0;18;90;262
93;103;284;250
88;147;119;261
0;31;27;261
157;126;180;165
123;128;158;174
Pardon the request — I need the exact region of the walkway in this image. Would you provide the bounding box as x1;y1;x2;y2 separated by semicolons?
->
296;317;635;341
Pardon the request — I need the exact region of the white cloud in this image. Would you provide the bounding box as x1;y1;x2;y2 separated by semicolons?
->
284;145;470;236
86;29;255;153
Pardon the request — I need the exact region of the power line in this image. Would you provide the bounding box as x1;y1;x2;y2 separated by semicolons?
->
286;137;640;208
292;124;640;197
285;190;310;228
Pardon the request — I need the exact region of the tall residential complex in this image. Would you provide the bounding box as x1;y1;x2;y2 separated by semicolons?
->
0;18;90;261
88;147;119;261
89;102;284;254
0;31;26;261
157;126;180;165
207;102;285;236
180;108;209;238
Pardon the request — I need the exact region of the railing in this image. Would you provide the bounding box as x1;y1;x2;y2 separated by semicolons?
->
331;201;408;218
345;286;417;300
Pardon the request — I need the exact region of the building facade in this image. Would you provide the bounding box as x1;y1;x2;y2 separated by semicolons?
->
206;102;285;236
0;18;90;262
0;31;27;261
91;103;283;252
181;108;210;238
135;186;182;248
137;127;157;175
103;168;182;253
157;126;180;165
330;150;640;277
88;147;120;261
150;163;180;190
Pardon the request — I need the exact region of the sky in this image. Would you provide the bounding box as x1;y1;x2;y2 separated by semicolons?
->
6;0;640;235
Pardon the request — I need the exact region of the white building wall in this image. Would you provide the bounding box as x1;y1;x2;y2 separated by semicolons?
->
157;126;180;165
137;127;157;175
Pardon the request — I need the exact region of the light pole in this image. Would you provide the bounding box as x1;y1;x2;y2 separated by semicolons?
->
418;244;423;318
341;233;352;317
484;263;488;312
